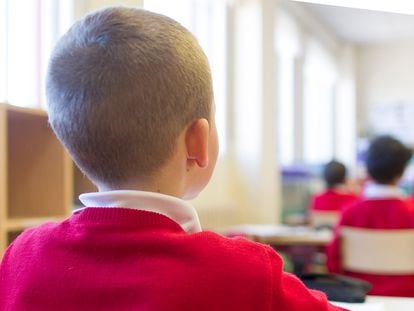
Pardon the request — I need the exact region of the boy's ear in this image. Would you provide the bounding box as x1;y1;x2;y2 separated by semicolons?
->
185;118;210;168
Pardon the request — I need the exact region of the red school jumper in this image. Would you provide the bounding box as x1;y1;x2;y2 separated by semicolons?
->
310;189;359;212
326;188;414;297
0;208;345;311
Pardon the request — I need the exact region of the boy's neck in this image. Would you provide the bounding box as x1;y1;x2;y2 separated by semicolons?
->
98;179;185;198
96;158;188;199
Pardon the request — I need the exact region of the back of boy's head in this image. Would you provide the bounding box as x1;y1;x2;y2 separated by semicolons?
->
46;7;213;187
366;135;412;184
323;160;346;189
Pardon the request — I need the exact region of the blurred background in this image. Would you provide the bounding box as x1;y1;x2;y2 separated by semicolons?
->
2;0;414;229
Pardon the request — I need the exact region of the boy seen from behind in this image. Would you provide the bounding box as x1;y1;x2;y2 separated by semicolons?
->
310;160;359;213
327;135;414;297
309;160;359;228
0;7;344;310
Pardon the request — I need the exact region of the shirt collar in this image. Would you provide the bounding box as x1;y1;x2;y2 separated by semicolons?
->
76;190;202;233
363;182;405;199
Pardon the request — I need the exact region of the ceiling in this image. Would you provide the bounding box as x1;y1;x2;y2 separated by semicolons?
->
296;1;414;44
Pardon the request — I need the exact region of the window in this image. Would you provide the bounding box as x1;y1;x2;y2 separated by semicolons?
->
303;38;337;164
276;10;301;165
276;7;339;166
0;0;6;102
1;0;73;108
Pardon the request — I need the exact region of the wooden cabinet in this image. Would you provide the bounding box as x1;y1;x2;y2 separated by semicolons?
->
0;104;95;256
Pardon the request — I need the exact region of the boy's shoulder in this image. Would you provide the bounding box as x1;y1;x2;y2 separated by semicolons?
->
349;196;409;210
340;197;414;227
13;220;61;240
1;217;343;311
187;230;283;270
6;220;64;251
4;211;284;281
197;230;278;255
8;216;281;268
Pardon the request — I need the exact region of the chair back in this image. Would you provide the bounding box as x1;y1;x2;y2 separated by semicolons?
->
340;226;414;274
310;211;339;229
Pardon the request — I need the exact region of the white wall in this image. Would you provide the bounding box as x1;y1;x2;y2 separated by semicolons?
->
356;40;414;136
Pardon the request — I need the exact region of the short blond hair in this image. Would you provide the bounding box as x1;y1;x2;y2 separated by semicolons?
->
46;7;213;187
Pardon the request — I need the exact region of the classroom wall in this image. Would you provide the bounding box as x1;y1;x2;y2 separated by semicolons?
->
356;40;414;136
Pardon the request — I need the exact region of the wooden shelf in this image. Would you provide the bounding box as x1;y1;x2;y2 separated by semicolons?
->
0;104;73;255
7;107;72;218
5;217;66;232
2;103;48;117
7;231;22;245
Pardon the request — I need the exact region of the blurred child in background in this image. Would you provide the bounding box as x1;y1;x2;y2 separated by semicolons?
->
326;135;414;297
309;160;359;228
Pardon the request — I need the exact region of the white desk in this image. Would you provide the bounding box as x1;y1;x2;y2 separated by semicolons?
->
331;296;414;311
222;224;333;274
222;224;332;246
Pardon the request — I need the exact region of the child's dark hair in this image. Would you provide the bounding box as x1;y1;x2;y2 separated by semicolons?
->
366;135;412;184
323;160;347;189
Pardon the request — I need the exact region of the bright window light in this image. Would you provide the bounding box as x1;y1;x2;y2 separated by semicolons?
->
303;38;337;164
2;0;74;108
0;0;6;102
277;56;295;166
275;10;301;165
7;0;39;107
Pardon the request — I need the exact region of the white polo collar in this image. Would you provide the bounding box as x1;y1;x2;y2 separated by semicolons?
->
363;182;405;199
75;190;202;233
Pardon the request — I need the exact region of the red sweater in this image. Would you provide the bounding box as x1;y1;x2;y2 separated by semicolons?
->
326;198;414;297
310;190;359;212
0;208;344;310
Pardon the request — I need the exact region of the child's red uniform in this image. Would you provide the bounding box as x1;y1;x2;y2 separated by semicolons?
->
310;188;359;212
326;184;414;297
0;191;345;310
